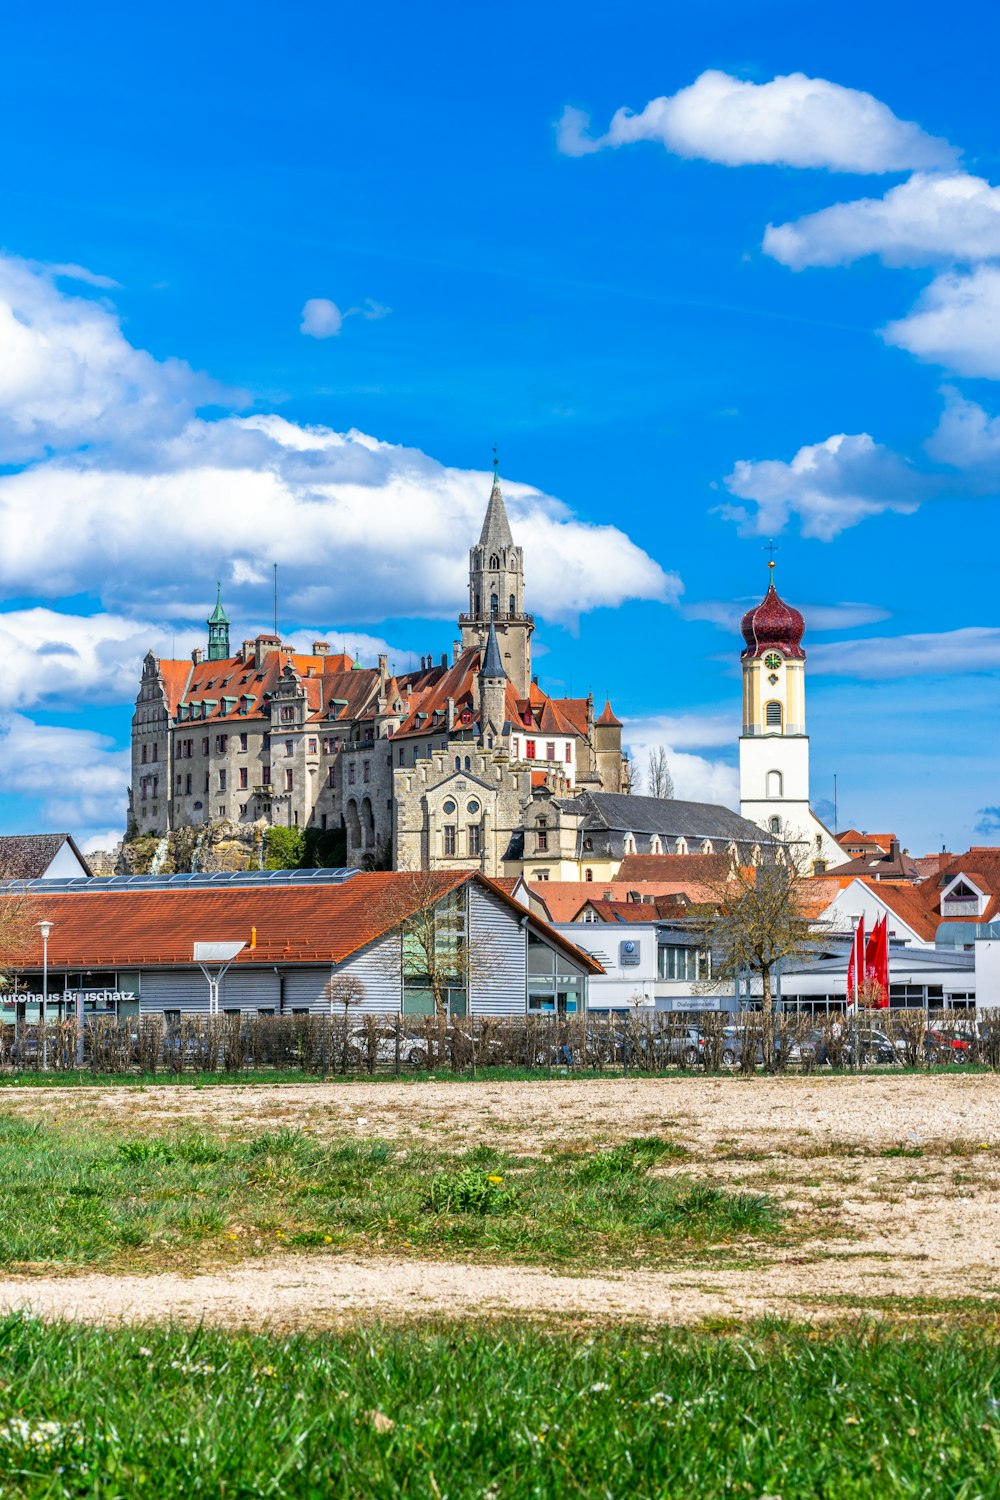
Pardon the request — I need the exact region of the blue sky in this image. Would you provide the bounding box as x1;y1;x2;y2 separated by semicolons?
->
1;0;999;853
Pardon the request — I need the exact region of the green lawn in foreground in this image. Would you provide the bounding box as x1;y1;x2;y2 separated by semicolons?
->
0;1318;995;1498
0;1117;779;1270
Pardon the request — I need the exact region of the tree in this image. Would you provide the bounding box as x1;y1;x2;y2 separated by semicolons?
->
0;888;40;995
621;750;640;794
646;747;675;800
371;871;500;1019
323;972;367;1071
692;855;823;1070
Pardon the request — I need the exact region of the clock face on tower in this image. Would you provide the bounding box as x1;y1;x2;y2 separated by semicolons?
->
763;652;782;671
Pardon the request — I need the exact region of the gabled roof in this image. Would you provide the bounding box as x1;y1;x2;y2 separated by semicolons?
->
2;870;603;975
858;880;939;942
0;834;91;881
616;853;732;885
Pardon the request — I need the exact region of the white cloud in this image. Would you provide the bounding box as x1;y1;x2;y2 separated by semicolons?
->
300;298;343;338
882;265;1000;377
79;828;125;855
558;70;954;173
0;609;201;711
721;432;928;540
0;256;672;626
0;713;129;829
47;262;122;290
926;388;1000;468
0;255;230;463
765;172;1000;270
622;715;740;807
810;626;1000;679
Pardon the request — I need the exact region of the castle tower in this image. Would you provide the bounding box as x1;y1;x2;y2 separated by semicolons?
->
476;616;508;747
207;583;231;662
460;459;534;695
738;565;843;871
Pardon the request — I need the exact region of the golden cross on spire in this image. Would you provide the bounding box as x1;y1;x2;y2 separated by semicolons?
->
764;538;779;573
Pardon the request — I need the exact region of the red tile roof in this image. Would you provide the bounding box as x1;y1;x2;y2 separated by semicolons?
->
596;700;621;728
616;854;731;885
858;880;940;942
7;872;603;976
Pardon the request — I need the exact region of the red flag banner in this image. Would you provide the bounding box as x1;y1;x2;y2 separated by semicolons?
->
863;916;890;1007
847;917;865;1008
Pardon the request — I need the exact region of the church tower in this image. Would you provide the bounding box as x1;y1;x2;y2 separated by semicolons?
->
207;583;231;662
477;617;508;746
460;459;534;696
738;564;843;871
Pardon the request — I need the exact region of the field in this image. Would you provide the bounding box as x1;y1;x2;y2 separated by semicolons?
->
0;1073;997;1496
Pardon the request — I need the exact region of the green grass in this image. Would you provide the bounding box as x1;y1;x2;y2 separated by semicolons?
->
0;1317;996;1497
0;1116;780;1271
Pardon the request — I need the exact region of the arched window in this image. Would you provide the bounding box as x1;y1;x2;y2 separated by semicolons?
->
455;756;461;770
765;701;783;731
583;837;593;852
490;593;499;615
489;553;500;571
623;833;636;855
766;769;783;799
585;868;593;882
650;836;662;854
769;816;782;835
464;756;471;770
508;594;515;615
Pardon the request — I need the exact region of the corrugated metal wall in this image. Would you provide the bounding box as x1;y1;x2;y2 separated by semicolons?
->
281;969;333;1010
140;970;211;1013
332;931;402;1014
469;883;526;1015
220;970;281;1008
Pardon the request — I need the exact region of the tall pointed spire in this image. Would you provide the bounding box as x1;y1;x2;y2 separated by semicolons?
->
479;616;506;680
478;454;515;549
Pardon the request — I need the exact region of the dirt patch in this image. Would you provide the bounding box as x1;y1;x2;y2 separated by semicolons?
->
1;1074;997;1326
2;1072;997;1153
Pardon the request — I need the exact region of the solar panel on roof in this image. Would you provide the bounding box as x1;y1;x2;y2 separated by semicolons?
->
0;867;359;895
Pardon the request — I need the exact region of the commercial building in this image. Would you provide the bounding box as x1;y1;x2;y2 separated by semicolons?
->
1;868;601;1024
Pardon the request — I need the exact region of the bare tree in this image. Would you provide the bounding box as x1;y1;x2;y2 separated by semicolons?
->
0;888;40;994
692;855;823;1070
646;747;675;800
370;871;501;1019
621;750;640;795
324;972;366;1017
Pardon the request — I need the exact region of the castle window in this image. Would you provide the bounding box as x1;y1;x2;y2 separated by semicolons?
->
765;701;783;731
464;756;471;770
489;553;500;571
768;816;781;835
509;595;515;615
565;743;572;762
239;733;248;751
583;837;593;851
151;743;158;761
363;761;370;783
280;706;295;723
185;774;192;794
526;740;536;759
766;769;783;799
239;768;248;789
141;744;147;764
285;740;293;757
219;769;226;790
328;766;336;786
285;769;293;790
262;764;271;784
537;818;548;853
215;735;228;754
455;756;461;770
202;738;209;756
490;593;499;614
546;742;555;760
443;825;457;856
468;824;481;857
348;764;356;784
443;799;457;815
585;869;593;882
308;738;317;755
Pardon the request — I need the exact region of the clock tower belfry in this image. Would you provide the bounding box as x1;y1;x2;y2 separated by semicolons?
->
738;563;843;871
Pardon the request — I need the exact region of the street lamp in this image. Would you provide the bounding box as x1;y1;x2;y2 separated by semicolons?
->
36;921;52;1071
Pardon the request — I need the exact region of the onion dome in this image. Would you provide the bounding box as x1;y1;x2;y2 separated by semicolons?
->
740;578;805;660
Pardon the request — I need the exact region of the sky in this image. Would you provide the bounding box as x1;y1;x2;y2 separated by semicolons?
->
1;0;999;855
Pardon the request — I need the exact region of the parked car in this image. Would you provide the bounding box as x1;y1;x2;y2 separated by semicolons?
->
797;1026;899;1066
345;1029;429;1070
923;1028;972;1062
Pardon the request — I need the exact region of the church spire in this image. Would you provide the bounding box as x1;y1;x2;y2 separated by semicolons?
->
478;452;515;550
479;616;506;681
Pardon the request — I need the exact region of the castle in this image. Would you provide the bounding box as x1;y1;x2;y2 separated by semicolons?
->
130;468;627;874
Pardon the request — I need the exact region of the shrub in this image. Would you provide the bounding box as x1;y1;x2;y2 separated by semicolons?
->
426;1166;517;1216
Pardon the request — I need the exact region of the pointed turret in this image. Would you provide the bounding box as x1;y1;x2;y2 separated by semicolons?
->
478;471;515;550
479;616;506;680
207;583;230;661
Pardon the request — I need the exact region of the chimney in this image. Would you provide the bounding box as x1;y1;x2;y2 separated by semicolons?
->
441;653;448;668
378;653;388;686
452;639;462;666
313;641;330;656
446;696;455;730
889;838;901;863
241;639;255;660
191;647;204;664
